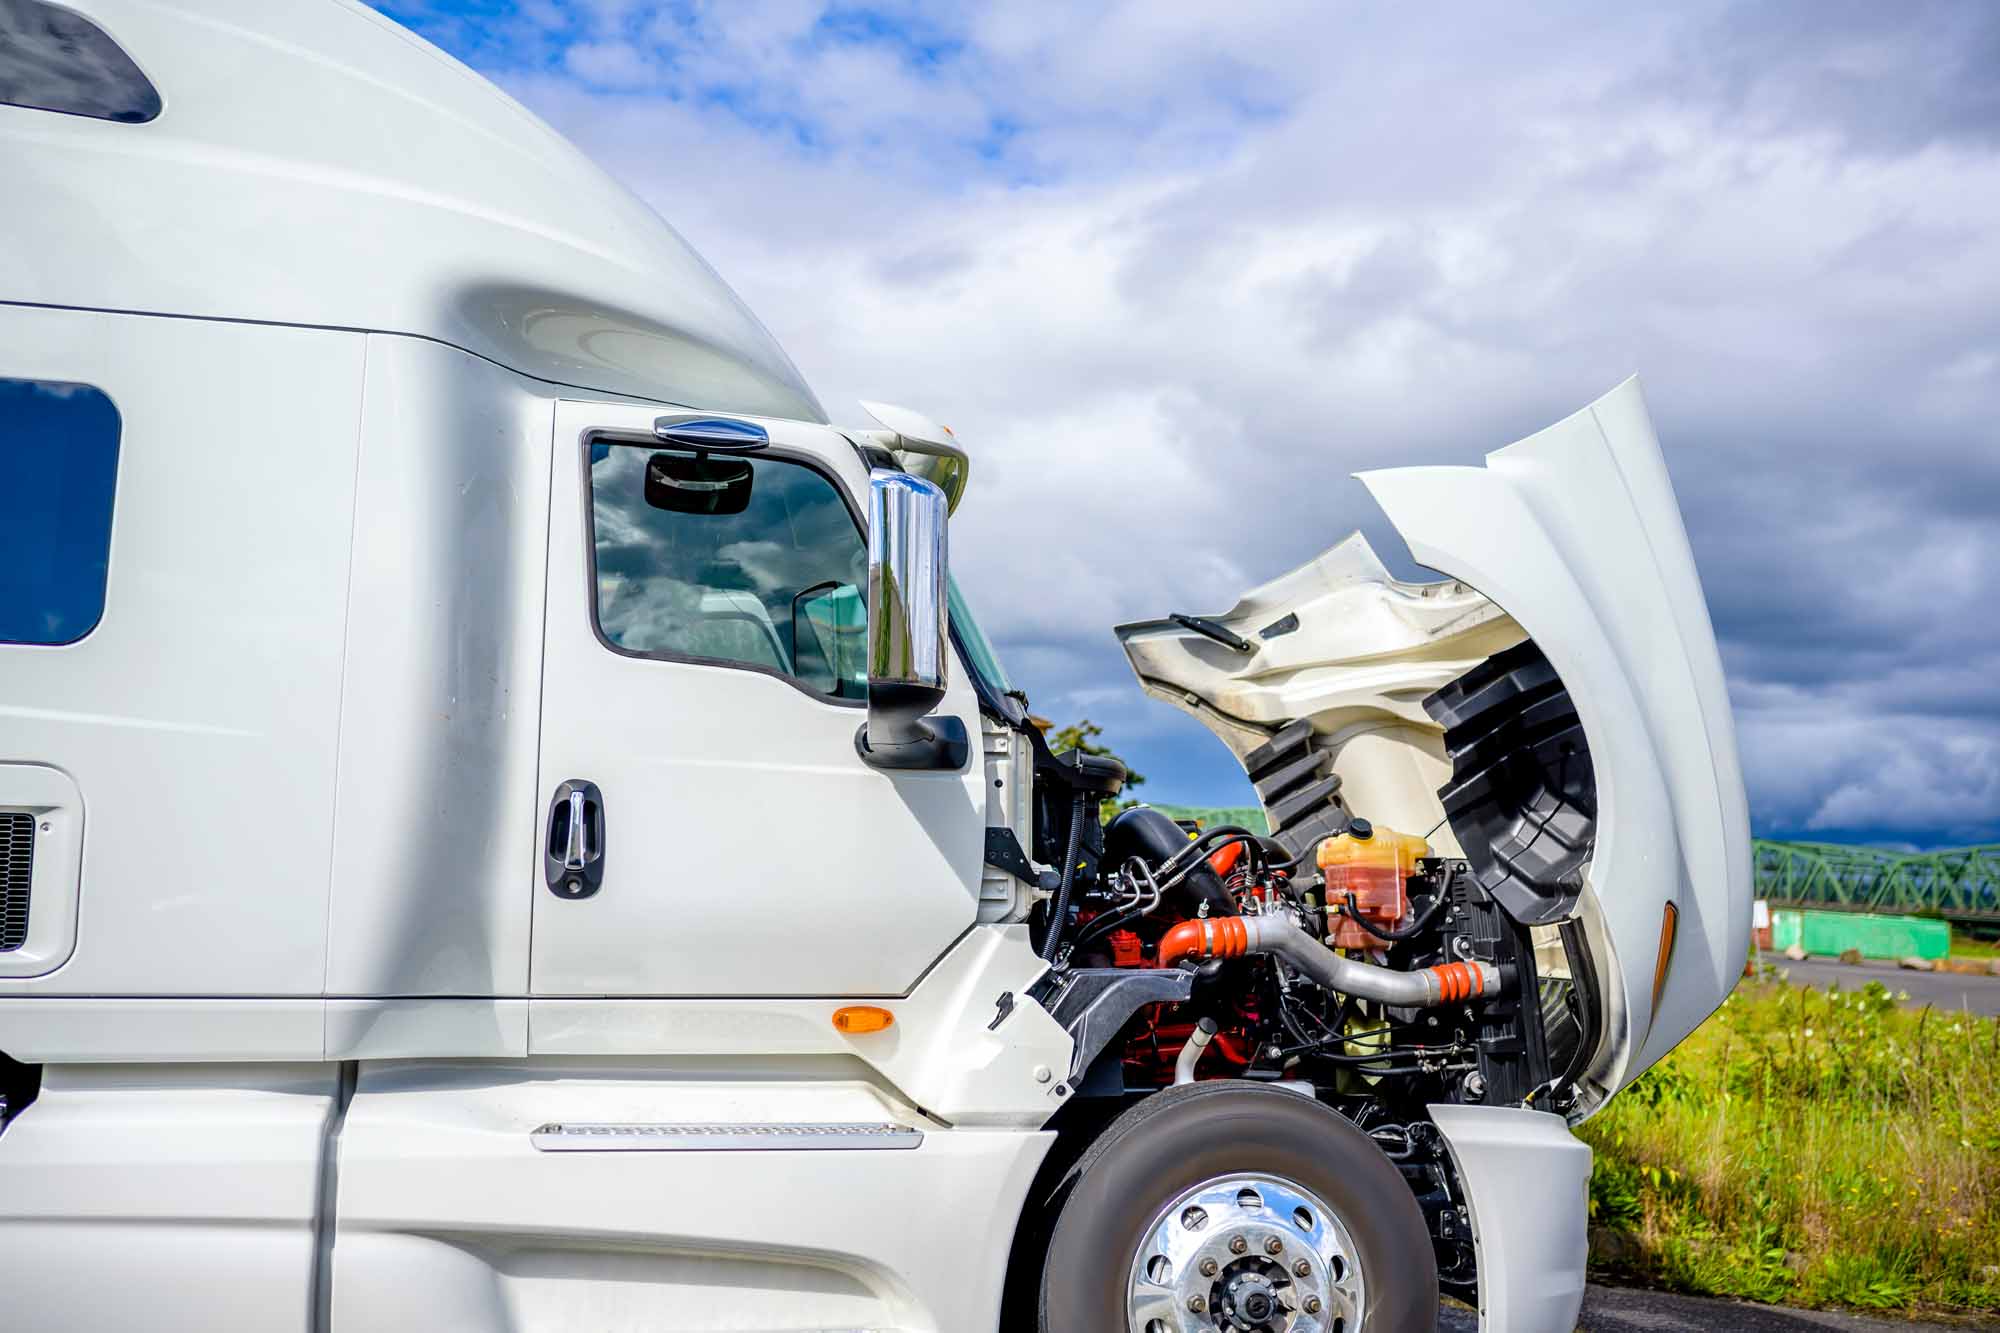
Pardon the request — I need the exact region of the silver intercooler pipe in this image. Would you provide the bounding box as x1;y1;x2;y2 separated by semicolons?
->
1159;914;1504;1007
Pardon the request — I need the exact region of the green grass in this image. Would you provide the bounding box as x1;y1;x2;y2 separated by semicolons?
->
1577;972;2000;1314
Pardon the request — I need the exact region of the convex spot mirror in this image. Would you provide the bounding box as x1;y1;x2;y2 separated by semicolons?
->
856;469;969;770
644;452;754;516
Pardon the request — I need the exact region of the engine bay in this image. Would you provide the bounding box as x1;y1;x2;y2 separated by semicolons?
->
1019;640;1603;1299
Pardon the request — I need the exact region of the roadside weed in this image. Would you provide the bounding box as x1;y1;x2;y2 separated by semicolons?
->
1577;977;2000;1314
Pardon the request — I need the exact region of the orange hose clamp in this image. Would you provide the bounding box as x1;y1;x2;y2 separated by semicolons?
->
1428;962;1487;1003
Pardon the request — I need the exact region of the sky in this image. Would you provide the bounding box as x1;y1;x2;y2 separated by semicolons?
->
373;0;2000;847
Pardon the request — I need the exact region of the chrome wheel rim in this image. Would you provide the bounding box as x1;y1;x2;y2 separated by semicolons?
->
1125;1173;1365;1332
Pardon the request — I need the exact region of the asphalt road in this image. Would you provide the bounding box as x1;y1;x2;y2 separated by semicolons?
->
1439;1285;2000;1330
1755;952;2000;1016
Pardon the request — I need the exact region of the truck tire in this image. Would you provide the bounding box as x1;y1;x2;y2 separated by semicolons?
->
1039;1081;1437;1332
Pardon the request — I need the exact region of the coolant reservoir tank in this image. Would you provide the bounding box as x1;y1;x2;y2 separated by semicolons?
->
1319;819;1430;949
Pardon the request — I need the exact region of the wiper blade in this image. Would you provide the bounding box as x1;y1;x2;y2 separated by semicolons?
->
1169;613;1254;653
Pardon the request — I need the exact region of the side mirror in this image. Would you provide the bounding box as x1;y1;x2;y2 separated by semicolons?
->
856;469;969;770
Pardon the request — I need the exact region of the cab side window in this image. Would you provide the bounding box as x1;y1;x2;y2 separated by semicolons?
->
0;0;162;123
587;442;868;699
1;376;120;644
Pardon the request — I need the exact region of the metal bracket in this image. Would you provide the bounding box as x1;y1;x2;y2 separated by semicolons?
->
984;827;1049;887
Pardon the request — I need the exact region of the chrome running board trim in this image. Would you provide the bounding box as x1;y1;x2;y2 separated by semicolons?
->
530;1121;924;1152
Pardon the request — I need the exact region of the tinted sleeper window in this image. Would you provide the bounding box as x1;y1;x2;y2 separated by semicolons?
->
588;443;869;699
0;377;120;644
0;0;161;123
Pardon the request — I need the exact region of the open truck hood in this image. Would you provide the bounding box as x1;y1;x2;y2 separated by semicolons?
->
1116;377;1751;1111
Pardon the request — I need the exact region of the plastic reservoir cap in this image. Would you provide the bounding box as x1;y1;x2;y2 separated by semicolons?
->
832;1005;895;1035
1347;817;1374;840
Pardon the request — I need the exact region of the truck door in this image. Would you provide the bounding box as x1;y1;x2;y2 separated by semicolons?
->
530;401;986;996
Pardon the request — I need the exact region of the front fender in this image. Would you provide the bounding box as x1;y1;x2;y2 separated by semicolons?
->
1430;1104;1592;1332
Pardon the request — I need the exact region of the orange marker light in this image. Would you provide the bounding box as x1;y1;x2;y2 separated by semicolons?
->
832;1005;895;1035
1651;902;1679;1012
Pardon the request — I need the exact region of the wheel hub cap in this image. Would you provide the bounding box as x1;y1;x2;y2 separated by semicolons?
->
1125;1173;1365;1332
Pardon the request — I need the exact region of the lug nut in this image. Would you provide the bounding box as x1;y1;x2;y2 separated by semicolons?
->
1199;1257;1219;1277
1303;1295;1322;1314
1229;1235;1249;1255
1187;1295;1207;1313
1265;1236;1284;1255
1294;1259;1312;1277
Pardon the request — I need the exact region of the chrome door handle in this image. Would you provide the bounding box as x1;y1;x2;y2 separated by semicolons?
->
545;779;605;899
563;789;589;869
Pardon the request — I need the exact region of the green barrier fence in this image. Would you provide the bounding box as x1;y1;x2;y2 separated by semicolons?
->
1769;909;1950;961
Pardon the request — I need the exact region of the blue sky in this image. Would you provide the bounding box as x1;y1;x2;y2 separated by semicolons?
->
374;0;2000;846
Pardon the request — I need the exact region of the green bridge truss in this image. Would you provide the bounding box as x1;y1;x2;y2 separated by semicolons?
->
1754;840;2000;922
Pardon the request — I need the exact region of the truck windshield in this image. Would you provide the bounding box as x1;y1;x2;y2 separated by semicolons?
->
948;576;1012;699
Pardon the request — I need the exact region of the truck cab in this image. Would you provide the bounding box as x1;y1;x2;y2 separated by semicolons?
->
0;3;1751;1331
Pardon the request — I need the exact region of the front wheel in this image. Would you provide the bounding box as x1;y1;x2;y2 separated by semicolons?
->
1039;1082;1437;1332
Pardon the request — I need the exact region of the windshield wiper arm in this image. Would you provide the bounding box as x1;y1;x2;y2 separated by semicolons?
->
1169;613;1254;654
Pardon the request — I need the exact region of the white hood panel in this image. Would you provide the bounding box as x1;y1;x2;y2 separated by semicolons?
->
1117;536;1525;854
1119;377;1752;1104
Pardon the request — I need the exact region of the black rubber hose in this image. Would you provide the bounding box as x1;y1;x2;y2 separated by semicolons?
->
1145;823;1263;877
1041;790;1089;961
1176;824;1266;862
1070;902;1144;955
1341;889;1450;943
1257;836;1305;871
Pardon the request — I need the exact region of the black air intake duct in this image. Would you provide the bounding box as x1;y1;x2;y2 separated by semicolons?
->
1103;805;1235;917
1424;640;1596;926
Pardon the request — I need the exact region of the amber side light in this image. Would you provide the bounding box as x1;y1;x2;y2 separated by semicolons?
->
1651;902;1679;1012
832;1006;895;1034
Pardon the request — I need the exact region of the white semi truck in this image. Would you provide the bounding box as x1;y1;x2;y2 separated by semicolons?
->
0;3;1751;1330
